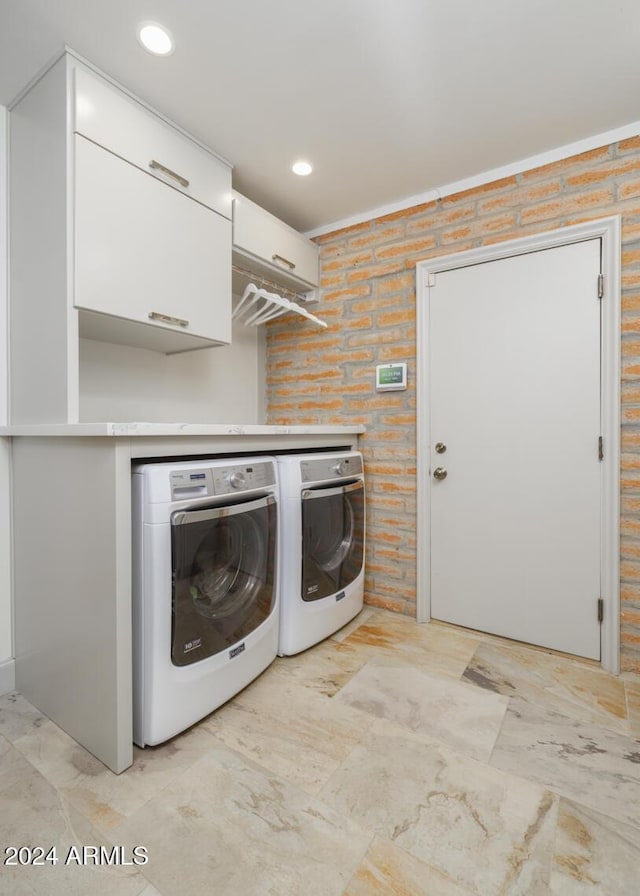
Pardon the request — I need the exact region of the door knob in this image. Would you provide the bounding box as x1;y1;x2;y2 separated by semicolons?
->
433;467;448;481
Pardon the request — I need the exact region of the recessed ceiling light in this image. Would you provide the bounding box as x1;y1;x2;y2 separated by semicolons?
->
138;22;174;56
292;160;313;176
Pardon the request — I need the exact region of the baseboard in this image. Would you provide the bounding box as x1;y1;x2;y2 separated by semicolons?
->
0;657;15;696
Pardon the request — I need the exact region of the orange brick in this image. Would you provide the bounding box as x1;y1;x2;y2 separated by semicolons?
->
442;175;518;204
320;273;345;288
617;136;640;155
478;180;560;214
323;250;374;273
520;146;611;181
377;309;415;327
322;284;371;302
565;156;640;188
350;295;400;314
618;178;640;201
348;224;405;251
376;273;415;295
378;345;417;362
521;188;613;225
374;201;436;225
315;220;371;243
376;236;437;260
347;260;406;283
365;462;406;476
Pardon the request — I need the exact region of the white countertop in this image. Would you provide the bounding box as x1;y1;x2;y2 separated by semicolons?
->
0;422;365;437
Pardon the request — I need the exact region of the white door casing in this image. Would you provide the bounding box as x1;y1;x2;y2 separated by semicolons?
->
416;217;621;674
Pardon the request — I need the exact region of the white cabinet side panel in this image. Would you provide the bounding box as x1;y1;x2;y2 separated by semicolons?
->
1;112;12;668
0;438;12;665
13;438;133;772
9;58;77;423
1;105;7;424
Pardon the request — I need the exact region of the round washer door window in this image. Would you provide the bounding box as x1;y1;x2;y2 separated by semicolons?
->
171;496;277;666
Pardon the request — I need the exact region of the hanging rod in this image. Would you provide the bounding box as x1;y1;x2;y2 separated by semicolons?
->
231;264;327;329
232;262;306;302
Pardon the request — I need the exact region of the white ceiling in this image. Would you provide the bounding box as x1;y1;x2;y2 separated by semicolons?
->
2;0;640;234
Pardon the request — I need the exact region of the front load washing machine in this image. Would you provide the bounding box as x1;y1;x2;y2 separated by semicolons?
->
277;450;365;655
132;456;279;746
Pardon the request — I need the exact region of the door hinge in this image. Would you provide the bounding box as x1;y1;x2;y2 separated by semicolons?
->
598;273;604;299
598;436;604;461
597;598;604;623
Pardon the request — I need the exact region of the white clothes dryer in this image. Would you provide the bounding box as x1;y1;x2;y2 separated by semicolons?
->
132;456;279;747
277;450;365;656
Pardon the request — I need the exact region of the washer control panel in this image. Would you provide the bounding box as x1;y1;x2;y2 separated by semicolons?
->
170;461;275;499
300;454;363;483
211;461;276;495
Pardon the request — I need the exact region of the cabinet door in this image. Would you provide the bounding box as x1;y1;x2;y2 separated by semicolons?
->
73;63;232;220
233;193;319;288
74;135;231;349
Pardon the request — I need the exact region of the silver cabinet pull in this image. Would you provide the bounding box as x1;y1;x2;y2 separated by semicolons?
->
272;253;296;270
435;442;447;454
433;467;448;481
148;311;189;328
149;160;190;189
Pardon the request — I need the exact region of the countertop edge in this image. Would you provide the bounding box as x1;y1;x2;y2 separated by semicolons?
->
0;423;366;437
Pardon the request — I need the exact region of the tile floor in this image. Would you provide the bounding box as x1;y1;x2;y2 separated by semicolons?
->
1;608;640;895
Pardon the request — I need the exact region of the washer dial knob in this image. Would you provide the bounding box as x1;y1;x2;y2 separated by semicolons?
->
227;470;246;489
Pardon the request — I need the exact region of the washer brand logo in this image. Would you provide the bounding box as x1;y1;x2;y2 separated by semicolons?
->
229;642;246;659
335;591;346;602
307;584;319;595
183;638;202;653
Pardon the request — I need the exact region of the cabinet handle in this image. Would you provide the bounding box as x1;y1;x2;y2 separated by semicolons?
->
148;159;190;189
148;311;189;328
272;253;296;271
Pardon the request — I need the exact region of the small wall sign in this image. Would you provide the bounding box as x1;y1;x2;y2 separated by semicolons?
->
376;362;407;391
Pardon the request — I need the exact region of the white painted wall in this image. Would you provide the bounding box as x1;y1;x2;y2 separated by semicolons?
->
0;106;14;692
79;317;266;423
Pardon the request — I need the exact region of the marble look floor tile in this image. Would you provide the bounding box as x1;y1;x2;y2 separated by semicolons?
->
335;659;508;762
551;798;640;895
202;675;374;795
330;606;378;642
343;836;476;896
625;680;640;738
490;698;640;830
0;691;48;742
319;719;557;896
267;638;374;697
0;737;151;896
342;616;482;681
113;745;371;896
462;642;629;734
11;711;219;831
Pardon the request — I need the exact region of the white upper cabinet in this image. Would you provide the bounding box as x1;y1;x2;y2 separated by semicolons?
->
9;52;233;422
73;65;231;220
232;191;319;293
74;134;231;352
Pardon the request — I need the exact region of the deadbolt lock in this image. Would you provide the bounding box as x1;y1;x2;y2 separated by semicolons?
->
433;467;448;481
435;442;447;454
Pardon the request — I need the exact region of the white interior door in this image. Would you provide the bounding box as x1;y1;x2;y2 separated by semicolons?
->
428;239;602;659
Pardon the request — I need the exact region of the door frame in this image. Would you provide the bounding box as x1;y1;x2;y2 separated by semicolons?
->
416;216;621;674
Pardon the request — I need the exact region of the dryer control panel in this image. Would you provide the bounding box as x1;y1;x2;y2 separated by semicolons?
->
300;454;363;483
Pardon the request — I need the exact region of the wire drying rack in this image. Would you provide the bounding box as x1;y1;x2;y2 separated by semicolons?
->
231;263;327;329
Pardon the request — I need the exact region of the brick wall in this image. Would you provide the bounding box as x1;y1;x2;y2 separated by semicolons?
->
266;137;640;675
